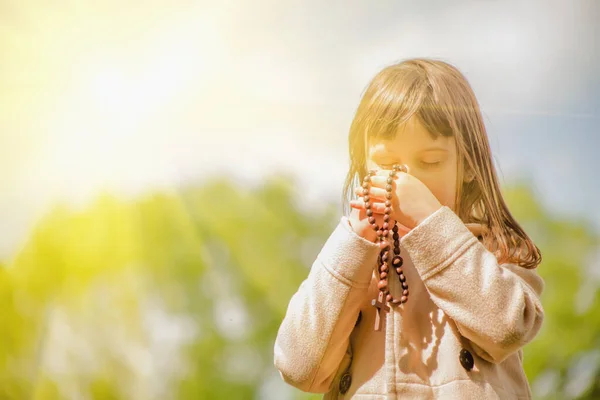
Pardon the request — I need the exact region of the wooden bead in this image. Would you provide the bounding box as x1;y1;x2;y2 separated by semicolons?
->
386;294;393;302
382;252;388;262
393;232;399;239
387;177;393;184
386;184;393;191
383;214;390;222
402;282;408;289
383;230;389;237
380;263;389;272
363;176;370;182
364;195;370;202
389;171;395;177
383;222;389;230
393;256;402;266
403;289;409;296
395;267;403;274
385;207;392;214
394;240;400;247
379;241;389;249
380;272;387;279
399;274;406;282
372;223;379;231
401;296;408;303
365;201;371;209
386;193;393;199
377;229;383;236
394;247;401;255
369;216;376;224
378;281;388;290
385;200;392;207
362;182;369;189
366;209;373;216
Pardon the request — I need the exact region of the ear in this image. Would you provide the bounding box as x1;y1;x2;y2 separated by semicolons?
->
463;170;475;183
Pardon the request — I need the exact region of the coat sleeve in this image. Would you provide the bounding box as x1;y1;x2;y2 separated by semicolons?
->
401;206;545;364
273;216;380;393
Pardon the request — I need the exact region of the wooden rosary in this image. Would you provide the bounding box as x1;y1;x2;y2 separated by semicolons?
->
362;165;410;331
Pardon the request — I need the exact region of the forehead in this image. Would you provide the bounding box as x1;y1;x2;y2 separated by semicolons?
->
368;116;451;156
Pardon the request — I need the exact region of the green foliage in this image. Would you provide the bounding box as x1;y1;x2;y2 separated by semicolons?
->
0;177;598;399
504;184;600;399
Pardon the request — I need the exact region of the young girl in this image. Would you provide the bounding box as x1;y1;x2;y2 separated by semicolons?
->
273;58;544;399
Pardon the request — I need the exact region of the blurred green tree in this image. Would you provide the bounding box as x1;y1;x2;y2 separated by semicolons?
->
504;183;600;400
0;176;598;399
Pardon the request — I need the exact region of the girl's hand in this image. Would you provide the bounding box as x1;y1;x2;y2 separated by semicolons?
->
350;169;442;232
347;207;380;243
348;206;413;244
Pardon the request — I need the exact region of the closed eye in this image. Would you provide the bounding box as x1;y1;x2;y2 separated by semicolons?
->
420;160;441;169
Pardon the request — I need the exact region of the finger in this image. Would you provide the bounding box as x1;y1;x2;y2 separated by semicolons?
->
372;168;410;186
375;165;409;176
370;175;396;192
350;199;387;214
349;200;363;209
369;187;389;200
354;186;388;201
370;174;398;185
350;202;388;226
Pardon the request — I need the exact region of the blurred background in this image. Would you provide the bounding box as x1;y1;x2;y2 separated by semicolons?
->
1;0;599;399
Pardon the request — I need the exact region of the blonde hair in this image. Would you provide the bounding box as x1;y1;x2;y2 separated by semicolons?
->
342;58;541;269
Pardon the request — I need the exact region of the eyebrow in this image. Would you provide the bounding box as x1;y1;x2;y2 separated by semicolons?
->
418;147;448;153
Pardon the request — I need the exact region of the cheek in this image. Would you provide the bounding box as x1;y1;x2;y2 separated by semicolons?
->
420;171;458;209
366;160;378;171
437;184;457;209
426;181;455;207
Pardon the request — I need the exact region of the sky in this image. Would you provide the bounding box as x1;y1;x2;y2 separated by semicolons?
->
1;0;599;259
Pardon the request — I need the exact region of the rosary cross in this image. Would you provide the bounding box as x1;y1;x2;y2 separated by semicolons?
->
371;291;390;331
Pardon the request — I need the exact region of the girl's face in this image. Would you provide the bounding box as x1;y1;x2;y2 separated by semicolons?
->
366;116;459;211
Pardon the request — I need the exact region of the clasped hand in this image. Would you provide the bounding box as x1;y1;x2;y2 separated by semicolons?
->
349;169;442;241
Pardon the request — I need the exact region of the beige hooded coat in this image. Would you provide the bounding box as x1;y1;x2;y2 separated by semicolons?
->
274;206;544;399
